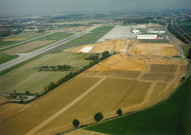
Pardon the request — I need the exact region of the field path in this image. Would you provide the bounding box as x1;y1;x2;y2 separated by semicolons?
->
25;77;106;135
142;81;157;104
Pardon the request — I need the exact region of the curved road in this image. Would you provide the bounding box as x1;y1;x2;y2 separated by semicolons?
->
0;26;98;72
165;23;184;57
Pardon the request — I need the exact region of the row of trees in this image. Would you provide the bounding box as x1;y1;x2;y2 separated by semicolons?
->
35;65;72;71
72;109;123;128
168;23;189;44
0;29;23;37
17;51;110;104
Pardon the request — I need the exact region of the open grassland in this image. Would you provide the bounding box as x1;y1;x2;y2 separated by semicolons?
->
174;36;190;56
0;54;19;64
62;26;114;46
2;40;54;53
0;77;100;135
1;32;73;53
0;32;48;47
37;32;73;41
54;26;90;32
85;76;191;135
36;78;151;134
0;53;92;94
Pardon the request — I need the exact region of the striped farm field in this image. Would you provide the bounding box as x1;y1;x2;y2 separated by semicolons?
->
36;78;151;134
0;77;100;135
149;82;167;100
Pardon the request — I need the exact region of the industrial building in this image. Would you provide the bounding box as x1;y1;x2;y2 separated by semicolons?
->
147;29;166;34
137;35;158;39
132;29;140;34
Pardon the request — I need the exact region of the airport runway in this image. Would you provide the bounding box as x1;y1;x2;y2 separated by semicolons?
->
0;26;98;72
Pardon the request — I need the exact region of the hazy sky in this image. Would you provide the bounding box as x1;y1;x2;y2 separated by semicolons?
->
0;0;190;16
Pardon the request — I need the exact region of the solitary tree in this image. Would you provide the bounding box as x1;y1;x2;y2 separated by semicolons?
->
116;109;122;116
94;112;104;122
72;119;80;128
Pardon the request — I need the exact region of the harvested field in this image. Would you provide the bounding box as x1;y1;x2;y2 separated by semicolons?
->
149;82;167;100
3;38;27;41
0;53;92;94
36;78;151;134
0;96;8;104
98;71;140;79
141;73;174;82
2;40;54;53
90;54;146;72
150;64;177;73
0;77;100;135
0;103;25;122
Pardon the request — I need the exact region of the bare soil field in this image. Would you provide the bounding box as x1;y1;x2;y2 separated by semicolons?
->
63;39;128;53
150;64;177;73
141;73;174;82
89;54;146;72
3;38;27;41
2;40;54;53
126;43;180;56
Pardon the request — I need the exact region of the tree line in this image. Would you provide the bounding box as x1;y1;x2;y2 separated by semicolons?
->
168;23;190;44
72;109;123;128
15;51;110;104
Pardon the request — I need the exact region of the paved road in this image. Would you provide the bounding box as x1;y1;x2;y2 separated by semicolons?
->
165;23;184;57
0;26;98;72
0;32;56;51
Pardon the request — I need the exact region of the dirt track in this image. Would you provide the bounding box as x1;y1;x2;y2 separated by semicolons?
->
25;77;106;135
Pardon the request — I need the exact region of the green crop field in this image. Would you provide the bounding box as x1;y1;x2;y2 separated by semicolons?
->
0;41;18;47
140;39;169;43
0;53;92;95
62;26;114;46
37;32;73;41
0;54;19;64
86;69;191;135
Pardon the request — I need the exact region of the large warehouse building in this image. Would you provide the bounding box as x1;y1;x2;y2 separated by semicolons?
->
137;35;158;39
